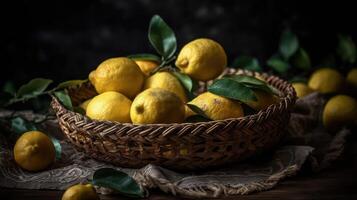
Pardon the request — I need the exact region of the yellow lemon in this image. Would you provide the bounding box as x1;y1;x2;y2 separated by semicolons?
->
130;88;185;124
347;68;357;88
14;131;55;171
245;90;279;111
144;71;187;103
89;57;144;99
79;98;92;111
86;91;132;123
61;184;99;200
134;60;159;76
188;92;244;120
308;68;344;94
323;95;357;130
292;83;314;98
175;38;227;81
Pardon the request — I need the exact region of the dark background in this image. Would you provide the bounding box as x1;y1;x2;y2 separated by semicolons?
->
1;0;356;86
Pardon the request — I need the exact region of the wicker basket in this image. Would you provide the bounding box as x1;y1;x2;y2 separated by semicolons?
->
51;69;296;171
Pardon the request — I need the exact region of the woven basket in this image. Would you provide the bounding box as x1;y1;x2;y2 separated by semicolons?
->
51;68;296;171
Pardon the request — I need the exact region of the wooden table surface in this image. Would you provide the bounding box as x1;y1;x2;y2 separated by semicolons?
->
1;141;356;200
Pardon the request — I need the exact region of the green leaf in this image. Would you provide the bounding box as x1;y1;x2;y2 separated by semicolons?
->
208;78;257;103
291;48;311;70
172;72;194;92
290;76;308;83
267;57;290;74
148;15;177;59
92;168;145;198
11;117;37;135
231;56;262;72
337;34;357;64
186;103;211;120
2;81;16;96
54;90;73;111
56;80;87;90
50;137;62;161
225;75;274;94
128;53;161;62
16;78;53;98
279;30;299;60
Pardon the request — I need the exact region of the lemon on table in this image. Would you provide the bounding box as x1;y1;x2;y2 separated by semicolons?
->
86;91;132;123
134;60;159;76
323;95;357;130
89;57;144;99
175;38;227;81
292;82;314;98
144;71;187;103
187;92;244;120
347;68;357;88
13;131;55;172
79;98;92;111
308;68;344;94
130;88;185;124
245;90;279;111
62;184;99;200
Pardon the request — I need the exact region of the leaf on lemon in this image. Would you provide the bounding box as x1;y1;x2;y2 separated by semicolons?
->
208;78;257;103
225;75;274;94
279;30;299;60
54;90;73;111
172;72;193;92
16;78;53;98
148;15;177;59
92;168;145;198
186;103;211;120
128;53;161;62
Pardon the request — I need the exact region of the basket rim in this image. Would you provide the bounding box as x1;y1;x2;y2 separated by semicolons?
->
51;69;296;128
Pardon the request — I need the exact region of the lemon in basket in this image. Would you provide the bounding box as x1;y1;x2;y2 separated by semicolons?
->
323;95;357;130
79;98;92;111
14;131;55;171
144;71;187;103
130;88;185;124
292;82;314;98
89;57;144;99
86;91;132;123
347;68;357;89
62;183;99;200
134;60;159;76
187;92;244;120
175;38;227;81
308;68;344;94
245;90;279;110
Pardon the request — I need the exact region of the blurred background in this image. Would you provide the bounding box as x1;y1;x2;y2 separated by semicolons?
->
1;0;356;85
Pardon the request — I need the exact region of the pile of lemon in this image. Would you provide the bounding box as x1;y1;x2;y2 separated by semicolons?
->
82;38;278;124
292;67;357;130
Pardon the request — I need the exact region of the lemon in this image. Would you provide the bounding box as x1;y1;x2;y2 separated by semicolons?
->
79;98;92;111
134;60;159;76
86;91;132;123
292;83;314;98
144;71;187;103
89;57;144;99
347;68;357;88
13;131;55;171
188;92;244;120
175;38;227;81
130;88;185;124
62;184;99;200
308;68;344;94
245;90;279;110
323;95;357;130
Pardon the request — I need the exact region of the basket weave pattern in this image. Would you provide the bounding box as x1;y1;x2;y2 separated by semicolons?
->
51;69;296;170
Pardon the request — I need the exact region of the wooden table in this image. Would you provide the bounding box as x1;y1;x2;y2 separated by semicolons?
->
1;142;356;200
